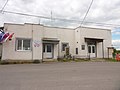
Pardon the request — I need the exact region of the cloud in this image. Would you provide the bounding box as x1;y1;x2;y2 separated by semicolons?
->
112;40;120;50
112;27;120;35
0;0;120;28
114;32;120;35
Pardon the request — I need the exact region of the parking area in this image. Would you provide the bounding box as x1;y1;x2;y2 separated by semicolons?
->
0;62;120;90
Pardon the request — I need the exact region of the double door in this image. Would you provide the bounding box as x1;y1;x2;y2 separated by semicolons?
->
43;44;53;59
88;45;96;58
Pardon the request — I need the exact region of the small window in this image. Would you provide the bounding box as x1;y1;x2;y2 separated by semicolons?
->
88;46;91;53
43;44;45;52
17;39;22;50
47;44;52;52
76;48;78;54
81;45;85;50
62;43;68;51
16;38;31;51
92;46;95;53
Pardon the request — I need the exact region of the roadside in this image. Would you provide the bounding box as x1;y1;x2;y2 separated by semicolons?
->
0;62;120;90
0;58;118;65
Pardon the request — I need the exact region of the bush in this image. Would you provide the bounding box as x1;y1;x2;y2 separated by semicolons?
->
104;58;117;62
58;59;73;62
0;60;38;65
33;60;40;64
0;60;9;65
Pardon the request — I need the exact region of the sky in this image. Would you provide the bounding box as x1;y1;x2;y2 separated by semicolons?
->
0;0;120;49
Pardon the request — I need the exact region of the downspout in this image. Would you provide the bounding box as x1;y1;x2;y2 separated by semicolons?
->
96;41;97;58
102;41;104;58
42;43;43;62
42;25;45;62
108;48;109;59
58;43;60;60
31;24;33;60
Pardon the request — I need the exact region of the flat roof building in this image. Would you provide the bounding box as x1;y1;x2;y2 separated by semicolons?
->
1;23;112;61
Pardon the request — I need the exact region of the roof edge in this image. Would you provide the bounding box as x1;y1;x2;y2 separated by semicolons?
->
3;23;111;31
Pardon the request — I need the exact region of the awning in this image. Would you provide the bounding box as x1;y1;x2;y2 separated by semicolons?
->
107;46;114;49
0;27;4;30
42;38;59;44
85;37;103;42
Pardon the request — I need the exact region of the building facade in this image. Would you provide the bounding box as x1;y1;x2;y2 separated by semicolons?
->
1;23;112;61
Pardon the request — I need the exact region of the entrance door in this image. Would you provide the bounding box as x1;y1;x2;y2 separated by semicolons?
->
43;44;53;59
88;45;96;58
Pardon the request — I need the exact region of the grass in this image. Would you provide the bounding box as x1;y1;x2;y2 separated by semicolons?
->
58;58;90;62
104;58;118;62
0;60;41;65
0;58;119;65
74;59;90;62
58;58;72;62
58;58;118;62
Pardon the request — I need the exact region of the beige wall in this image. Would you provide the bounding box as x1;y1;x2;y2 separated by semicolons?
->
32;24;43;60
76;27;112;58
2;23;112;60
2;24;33;60
43;26;75;57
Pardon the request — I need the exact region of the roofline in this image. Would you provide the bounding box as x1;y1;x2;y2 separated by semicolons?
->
4;23;74;30
43;25;74;30
74;26;111;31
4;23;25;26
4;23;111;31
25;23;74;30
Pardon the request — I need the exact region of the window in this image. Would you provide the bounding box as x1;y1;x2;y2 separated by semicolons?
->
16;38;31;51
62;43;68;51
43;44;45;52
92;46;95;53
88;46;91;53
76;48;78;54
47;44;52;52
81;45;85;50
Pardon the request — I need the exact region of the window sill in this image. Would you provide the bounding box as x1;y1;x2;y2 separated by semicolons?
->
16;50;32;52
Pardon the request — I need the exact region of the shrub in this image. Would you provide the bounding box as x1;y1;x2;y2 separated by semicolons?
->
33;60;40;64
0;60;9;65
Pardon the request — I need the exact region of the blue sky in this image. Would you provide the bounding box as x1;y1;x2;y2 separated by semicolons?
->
112;28;120;50
112;28;120;39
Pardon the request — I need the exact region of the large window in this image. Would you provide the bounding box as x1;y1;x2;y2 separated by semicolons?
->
62;43;69;51
16;38;31;51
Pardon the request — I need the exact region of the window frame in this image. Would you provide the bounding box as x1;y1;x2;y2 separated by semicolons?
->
61;43;69;52
16;38;32;51
81;45;85;50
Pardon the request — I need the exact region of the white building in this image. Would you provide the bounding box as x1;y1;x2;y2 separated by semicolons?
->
1;23;112;61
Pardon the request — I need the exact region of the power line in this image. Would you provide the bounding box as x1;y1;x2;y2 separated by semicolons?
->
75;0;94;29
1;10;52;19
1;10;120;27
0;0;9;12
0;0;120;28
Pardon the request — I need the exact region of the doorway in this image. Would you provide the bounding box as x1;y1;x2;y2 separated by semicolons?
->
43;44;53;59
88;45;96;58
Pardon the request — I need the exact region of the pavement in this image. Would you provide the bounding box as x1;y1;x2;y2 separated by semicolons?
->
0;62;120;90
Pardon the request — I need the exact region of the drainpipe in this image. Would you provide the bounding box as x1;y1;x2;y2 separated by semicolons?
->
31;24;33;60
42;43;43;62
108;48;109;59
58;43;60;60
102;41;104;58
